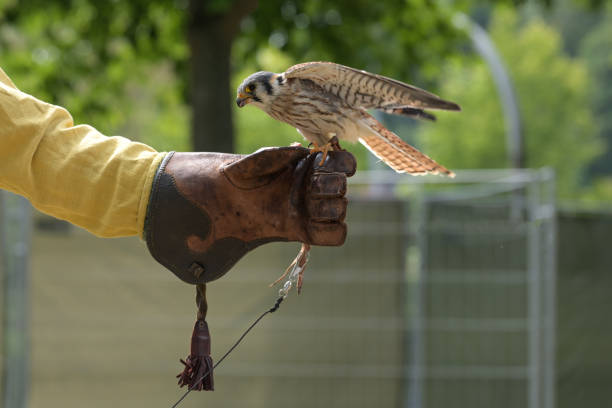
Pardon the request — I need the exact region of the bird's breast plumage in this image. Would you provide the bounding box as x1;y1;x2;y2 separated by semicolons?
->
263;78;360;144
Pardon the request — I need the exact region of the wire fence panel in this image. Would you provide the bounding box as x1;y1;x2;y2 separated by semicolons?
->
363;169;556;408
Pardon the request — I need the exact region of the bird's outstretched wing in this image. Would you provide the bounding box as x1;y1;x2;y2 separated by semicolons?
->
284;61;460;114
357;110;455;177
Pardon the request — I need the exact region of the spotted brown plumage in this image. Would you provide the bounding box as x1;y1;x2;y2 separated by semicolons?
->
236;61;460;176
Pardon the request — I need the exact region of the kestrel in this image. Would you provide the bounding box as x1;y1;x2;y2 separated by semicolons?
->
236;61;460;176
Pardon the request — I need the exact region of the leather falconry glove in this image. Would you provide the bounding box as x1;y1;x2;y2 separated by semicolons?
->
144;146;356;284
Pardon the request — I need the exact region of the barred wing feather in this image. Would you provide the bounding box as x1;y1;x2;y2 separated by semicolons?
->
284;61;460;113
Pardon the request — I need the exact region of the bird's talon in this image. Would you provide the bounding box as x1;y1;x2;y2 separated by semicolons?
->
329;135;344;151
319;149;329;166
309;142;333;166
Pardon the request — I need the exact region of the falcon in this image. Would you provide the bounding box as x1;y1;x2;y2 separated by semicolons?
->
236;61;460;176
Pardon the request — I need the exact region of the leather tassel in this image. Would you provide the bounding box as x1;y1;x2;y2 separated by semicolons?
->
177;319;214;391
177;284;213;391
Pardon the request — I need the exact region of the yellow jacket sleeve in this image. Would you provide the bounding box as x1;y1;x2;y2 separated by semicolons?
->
0;67;166;237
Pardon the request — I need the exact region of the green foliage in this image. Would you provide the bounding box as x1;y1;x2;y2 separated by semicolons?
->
234;0;465;85
579;177;612;204
548;0;603;56
0;0;190;151
206;0;236;15
580;9;612;177
418;6;601;198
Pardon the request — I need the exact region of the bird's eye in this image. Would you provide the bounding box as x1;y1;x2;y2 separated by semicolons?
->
245;84;254;93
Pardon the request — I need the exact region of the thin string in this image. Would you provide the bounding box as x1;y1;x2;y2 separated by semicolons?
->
170;296;284;408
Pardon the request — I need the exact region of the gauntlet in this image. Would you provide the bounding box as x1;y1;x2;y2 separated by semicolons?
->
144;146;356;284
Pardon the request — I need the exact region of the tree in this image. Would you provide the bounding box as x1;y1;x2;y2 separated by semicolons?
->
417;6;601;198
188;0;257;152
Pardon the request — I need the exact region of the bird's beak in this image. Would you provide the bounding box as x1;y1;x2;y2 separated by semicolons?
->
236;93;251;108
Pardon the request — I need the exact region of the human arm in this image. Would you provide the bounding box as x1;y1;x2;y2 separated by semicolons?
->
0;67;164;237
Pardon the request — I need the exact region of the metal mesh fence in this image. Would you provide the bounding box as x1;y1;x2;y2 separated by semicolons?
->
1;169;556;408
383;169;557;408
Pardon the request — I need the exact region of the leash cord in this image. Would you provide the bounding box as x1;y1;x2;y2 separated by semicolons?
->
170;296;284;408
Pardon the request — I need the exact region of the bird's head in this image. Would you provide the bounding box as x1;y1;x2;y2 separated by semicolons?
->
236;71;283;109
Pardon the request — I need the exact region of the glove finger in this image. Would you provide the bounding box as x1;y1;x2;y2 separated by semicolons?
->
310;172;347;198
307;221;347;246
290;153;317;209
307;197;347;222
313;151;357;176
223;146;310;189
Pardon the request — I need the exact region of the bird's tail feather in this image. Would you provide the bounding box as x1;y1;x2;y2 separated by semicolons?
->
358;112;454;177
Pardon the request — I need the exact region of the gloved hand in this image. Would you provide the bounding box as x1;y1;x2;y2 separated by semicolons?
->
144;146;356;284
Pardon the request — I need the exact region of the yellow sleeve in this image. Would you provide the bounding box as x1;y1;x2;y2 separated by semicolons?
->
0;67;166;237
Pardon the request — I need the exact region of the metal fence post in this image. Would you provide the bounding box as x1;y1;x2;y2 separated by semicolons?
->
406;184;427;408
527;177;542;408
1;191;32;408
540;168;557;408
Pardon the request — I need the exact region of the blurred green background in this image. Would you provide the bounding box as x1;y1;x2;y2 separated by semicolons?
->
2;1;612;408
1;0;612;203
